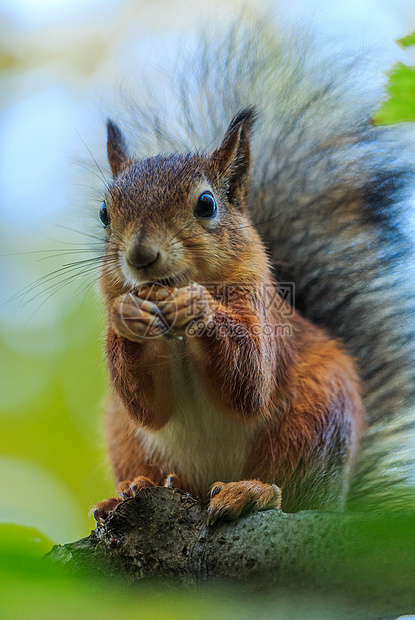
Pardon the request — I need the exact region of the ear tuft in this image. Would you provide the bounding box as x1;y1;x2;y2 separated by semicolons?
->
211;107;257;207
225;107;257;136
107;119;130;176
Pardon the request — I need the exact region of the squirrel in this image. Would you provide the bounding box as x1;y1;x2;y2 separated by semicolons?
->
93;18;415;523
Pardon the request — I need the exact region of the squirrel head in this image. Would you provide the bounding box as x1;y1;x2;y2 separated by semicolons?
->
100;108;267;299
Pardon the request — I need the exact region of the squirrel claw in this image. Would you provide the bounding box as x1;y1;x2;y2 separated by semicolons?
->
92;477;157;524
116;476;156;499
206;504;229;526
209;482;225;499
164;473;181;489
91;497;122;523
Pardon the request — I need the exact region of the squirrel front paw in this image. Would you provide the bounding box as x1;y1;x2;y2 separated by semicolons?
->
111;293;169;341
111;283;214;342
206;480;281;526
154;283;214;333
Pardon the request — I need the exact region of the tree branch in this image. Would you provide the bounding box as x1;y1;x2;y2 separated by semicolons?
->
47;487;415;618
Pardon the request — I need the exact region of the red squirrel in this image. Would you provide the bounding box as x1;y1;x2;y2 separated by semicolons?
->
93;109;364;524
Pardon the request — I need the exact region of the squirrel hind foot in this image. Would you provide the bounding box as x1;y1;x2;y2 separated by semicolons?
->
206;480;282;526
116;476;156;499
91;476;157;524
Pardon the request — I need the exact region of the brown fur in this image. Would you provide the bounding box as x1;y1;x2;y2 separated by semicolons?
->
95;110;365;521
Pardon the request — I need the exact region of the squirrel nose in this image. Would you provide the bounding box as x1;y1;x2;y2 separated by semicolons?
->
126;243;160;270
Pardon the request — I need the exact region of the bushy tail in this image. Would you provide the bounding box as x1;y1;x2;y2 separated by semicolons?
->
107;14;415;510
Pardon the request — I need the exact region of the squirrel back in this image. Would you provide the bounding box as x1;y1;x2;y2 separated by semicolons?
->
101;16;415;511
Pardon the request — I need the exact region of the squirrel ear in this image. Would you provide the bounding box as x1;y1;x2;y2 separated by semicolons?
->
211;107;256;206
107;119;130;176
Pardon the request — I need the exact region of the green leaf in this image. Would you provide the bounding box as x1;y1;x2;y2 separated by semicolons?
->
373;32;415;125
397;32;415;49
0;524;55;559
374;63;415;124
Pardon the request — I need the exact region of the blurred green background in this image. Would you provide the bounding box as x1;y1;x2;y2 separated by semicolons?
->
0;0;256;548
1;0;415;618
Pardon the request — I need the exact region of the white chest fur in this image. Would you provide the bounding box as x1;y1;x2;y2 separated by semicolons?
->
137;341;261;497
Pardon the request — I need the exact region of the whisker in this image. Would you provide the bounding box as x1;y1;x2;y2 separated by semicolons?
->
226;246;255;270
68;264;120;304
165;220;194;246
20;263;108;307
8;253;119;308
226;200;297;232
1;248;99;259
61;255;117;268
72;181;108;196
55;224;106;242
72;161;110;189
26;262;119;319
36;250;103;262
75;130;112;193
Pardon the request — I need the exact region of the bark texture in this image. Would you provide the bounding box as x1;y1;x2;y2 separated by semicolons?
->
47;487;415;618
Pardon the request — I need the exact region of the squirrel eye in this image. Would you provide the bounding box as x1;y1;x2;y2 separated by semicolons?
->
99;203;110;227
194;192;217;218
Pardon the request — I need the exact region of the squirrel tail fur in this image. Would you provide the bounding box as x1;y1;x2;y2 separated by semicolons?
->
106;15;415;511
